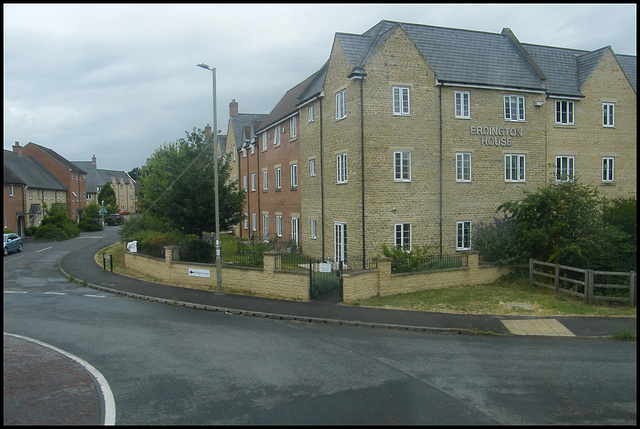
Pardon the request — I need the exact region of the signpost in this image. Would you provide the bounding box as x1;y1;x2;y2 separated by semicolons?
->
99;200;108;248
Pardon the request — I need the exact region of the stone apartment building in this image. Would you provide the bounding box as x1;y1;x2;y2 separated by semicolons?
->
228;20;636;266
74;155;138;214
4;147;67;234
19;142;88;222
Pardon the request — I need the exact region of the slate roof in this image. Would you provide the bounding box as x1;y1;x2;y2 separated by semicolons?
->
72;160;135;194
229;113;267;151
257;67;328;134
4;150;67;190
335;20;636;98
24;142;87;175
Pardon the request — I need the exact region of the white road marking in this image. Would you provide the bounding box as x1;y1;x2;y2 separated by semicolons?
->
3;332;116;425
36;246;53;253
45;292;67;295
84;294;107;298
4;291;28;294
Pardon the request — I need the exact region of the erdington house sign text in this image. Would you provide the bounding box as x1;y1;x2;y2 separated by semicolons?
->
471;126;523;147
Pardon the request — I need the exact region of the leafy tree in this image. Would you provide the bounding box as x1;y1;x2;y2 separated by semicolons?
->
138;127;245;237
483;179;636;271
128;167;140;181
97;182;117;213
34;203;80;240
78;203;103;232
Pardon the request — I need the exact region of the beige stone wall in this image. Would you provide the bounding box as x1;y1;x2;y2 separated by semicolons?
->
546;49;636;198
299;98;324;258
124;245;509;303
124;250;310;301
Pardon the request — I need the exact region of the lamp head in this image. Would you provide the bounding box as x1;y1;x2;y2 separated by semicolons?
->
197;63;211;71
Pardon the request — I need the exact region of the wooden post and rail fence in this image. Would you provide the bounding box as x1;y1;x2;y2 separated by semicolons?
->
529;259;636;306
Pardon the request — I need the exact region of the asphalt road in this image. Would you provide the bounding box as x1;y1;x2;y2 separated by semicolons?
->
3;228;637;425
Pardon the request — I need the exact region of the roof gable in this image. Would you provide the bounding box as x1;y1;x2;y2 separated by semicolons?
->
24;142;87;174
4;150;67;190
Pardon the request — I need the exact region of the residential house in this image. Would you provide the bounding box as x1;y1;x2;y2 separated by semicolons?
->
4;146;67;235
73;155;138;214
231;20;636;268
20;142;88;221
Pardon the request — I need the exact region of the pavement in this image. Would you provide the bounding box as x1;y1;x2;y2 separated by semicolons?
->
4;236;636;425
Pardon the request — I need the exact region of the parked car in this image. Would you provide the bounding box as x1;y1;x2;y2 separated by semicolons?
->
4;233;22;256
106;214;122;226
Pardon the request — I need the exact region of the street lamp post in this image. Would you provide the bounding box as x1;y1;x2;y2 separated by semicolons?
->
197;63;222;294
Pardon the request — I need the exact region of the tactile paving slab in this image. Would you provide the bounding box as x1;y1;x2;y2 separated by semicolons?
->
501;319;575;336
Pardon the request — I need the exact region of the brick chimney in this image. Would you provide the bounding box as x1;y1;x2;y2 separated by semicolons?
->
229;99;238;117
12;142;22;156
92;154;96;166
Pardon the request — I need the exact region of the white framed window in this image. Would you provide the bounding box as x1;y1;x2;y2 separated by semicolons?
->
395;223;411;251
275;167;281;190
455;91;470;119
309;159;316;177
251;173;256;191
242;148;246;158
262;132;268;151
393;86;410;115
262;170;268;191
556;156;575;182
602;157;615;183
337;153;348;184
334;222;347;263
504;95;525;121
456;153;471;182
505;154;526;182
244;213;248;230
43;190;47;200
311;219;317;239
9;185;14;197
274;127;281;146
290;164;298;189
290;116;297;138
250;144;255;155
308;105;315;122
336;89;347;120
29;189;32;199
291;217;300;247
276;215;282;237
555;100;574;125
251;213;257;232
263;214;269;237
243;175;247;191
394;151;411;181
457;221;472;250
603;103;615;127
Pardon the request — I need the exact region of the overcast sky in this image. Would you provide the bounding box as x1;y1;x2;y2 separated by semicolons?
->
4;3;637;172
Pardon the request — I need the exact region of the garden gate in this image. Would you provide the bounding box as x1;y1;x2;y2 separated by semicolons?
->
310;259;343;302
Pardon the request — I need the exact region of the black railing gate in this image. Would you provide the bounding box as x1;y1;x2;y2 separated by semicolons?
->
310;259;343;302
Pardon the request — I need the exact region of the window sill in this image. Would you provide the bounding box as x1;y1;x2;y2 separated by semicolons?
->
394;179;412;183
601;181;616;186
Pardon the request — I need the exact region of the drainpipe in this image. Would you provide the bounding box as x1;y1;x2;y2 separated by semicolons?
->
319;97;325;260
348;66;367;270
438;83;443;256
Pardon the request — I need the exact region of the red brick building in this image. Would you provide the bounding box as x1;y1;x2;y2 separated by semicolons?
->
21;142;88;221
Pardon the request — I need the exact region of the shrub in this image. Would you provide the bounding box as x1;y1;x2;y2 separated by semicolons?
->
34;224;70;241
78;219;103;232
24;226;39;236
179;238;214;263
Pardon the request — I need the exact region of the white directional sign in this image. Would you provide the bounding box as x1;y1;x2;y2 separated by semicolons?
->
188;268;211;278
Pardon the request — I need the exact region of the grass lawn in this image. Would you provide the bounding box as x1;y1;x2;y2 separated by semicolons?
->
349;274;636;317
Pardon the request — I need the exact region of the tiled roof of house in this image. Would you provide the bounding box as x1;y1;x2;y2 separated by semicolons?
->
4;150;67;190
229;113;267;151
335;20;636;97
24;142;87;174
256;67;328;134
71;161;99;193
